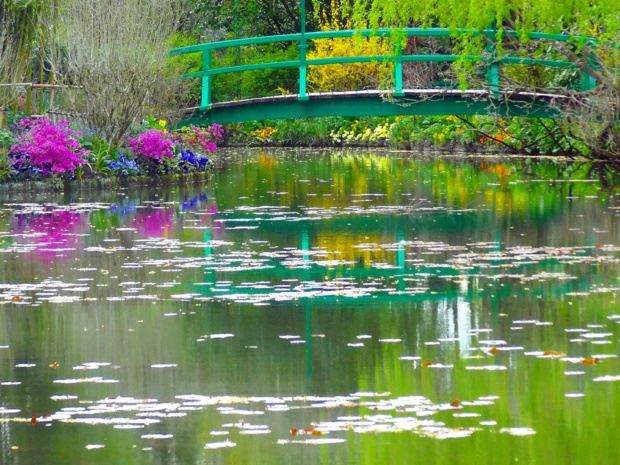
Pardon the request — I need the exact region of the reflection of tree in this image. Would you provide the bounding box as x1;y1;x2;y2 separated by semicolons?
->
216;150;610;224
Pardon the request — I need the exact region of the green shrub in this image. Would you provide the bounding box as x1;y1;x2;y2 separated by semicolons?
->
212;43;299;102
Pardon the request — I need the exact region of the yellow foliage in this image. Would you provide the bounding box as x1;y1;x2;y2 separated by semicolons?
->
307;0;393;92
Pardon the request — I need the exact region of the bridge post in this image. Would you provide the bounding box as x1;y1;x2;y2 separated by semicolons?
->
580;72;596;92
484;29;500;96
394;41;404;97
298;0;309;101
201;50;212;110
580;47;597;91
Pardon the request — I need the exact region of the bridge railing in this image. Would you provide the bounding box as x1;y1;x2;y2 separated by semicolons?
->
170;27;593;111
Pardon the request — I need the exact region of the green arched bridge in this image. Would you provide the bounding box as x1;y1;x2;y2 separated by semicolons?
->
170;27;596;125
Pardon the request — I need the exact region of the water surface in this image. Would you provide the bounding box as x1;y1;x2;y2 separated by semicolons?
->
0;149;619;464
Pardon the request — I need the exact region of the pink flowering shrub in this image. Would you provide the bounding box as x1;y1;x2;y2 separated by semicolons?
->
177;123;224;154
127;129;174;162
10;118;88;175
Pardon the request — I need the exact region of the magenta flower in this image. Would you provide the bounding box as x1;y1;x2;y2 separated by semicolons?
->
127;130;174;162
10;118;88;175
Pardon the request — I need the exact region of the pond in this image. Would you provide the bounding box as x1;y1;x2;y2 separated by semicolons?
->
0;148;619;464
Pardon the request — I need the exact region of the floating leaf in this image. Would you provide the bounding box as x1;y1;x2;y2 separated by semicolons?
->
204;440;236;449
593;375;620;382
542;350;565;358
580;357;600;365
500;427;536;436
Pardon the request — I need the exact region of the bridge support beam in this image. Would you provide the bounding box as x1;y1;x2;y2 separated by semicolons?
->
298;0;309;101
179;93;562;127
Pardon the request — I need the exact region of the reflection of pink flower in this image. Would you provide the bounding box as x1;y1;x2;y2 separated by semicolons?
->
13;210;87;262
133;208;175;237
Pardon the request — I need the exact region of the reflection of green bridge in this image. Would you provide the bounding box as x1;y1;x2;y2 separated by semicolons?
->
194;212;590;305
171;26;596;125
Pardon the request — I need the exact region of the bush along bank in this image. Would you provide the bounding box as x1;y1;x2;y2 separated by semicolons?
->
225;115;590;157
0;113;223;191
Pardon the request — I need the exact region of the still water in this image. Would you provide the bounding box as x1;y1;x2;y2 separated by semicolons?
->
0;149;620;464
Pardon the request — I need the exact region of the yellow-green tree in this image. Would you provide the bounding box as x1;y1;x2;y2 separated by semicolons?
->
307;0;392;92
351;0;620;159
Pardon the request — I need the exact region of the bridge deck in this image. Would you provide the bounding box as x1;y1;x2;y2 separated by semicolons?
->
180;89;567;126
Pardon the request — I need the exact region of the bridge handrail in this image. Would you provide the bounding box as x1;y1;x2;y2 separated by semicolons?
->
170;28;589;54
170;27;594;110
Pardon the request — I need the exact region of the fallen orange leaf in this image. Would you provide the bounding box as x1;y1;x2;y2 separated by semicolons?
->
11;295;20;302
30;416;37;426
450;399;461;407
421;361;432;367
543;350;565;357
311;429;322;436
581;357;600;365
290;427;298;436
489;347;499;355
49;362;59;369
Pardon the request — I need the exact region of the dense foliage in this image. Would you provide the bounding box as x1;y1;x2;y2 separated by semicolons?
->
2;0;620;160
0;114;220;184
226;115;588;157
0;0;56;109
349;0;620;158
307;1;392;92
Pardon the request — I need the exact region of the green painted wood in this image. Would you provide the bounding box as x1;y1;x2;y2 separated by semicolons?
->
169;28;587;55
189;55;572;79
201;50;212;110
299;0;308;101
180;93;561;127
394;43;404;97
168;26;597;123
485;31;500;96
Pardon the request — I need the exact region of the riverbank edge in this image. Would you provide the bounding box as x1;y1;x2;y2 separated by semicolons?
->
220;141;584;161
0;171;212;195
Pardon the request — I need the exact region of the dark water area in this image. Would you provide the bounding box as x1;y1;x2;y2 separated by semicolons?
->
0;148;619;464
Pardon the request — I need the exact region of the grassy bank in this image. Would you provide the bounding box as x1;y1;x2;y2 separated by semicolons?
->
225;115;589;157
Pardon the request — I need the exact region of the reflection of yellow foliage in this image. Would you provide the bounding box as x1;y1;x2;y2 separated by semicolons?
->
484;189;526;218
316;231;385;266
257;151;277;168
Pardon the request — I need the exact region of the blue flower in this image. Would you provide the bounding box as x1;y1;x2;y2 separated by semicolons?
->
108;153;140;176
181;150;197;165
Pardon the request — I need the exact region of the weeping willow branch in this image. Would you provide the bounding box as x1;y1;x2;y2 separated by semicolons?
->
0;0;55;108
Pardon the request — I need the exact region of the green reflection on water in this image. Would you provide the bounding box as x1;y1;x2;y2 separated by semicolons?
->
0;149;619;464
